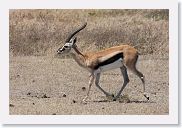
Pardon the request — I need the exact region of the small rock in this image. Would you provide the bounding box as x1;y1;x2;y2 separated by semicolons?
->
52;113;56;115
32;80;35;83
73;100;76;103
152;92;157;95
82;87;86;91
102;107;105;109
17;75;20;77
32;103;35;105
9;104;14;107
27;92;31;95
119;100;123;103
126;100;131;103
42;94;48;98
62;94;66;97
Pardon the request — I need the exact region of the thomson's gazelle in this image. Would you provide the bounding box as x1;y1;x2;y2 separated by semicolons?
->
57;23;149;102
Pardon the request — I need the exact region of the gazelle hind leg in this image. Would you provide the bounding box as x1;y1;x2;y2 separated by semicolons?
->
95;73;114;98
124;54;149;100
113;66;129;101
131;67;149;100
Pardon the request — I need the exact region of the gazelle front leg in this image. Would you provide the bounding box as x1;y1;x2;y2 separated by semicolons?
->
95;73;114;98
82;73;95;103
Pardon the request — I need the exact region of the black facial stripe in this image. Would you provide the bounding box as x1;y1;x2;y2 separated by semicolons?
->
94;52;123;70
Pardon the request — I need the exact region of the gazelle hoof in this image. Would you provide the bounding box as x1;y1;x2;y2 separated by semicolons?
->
82;100;87;104
82;99;88;104
82;96;89;104
144;94;149;100
113;98;117;101
111;94;115;97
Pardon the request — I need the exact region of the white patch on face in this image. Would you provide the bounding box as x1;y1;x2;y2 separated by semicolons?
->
64;43;73;47
94;58;123;74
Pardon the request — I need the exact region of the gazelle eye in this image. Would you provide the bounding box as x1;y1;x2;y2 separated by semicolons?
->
64;46;69;48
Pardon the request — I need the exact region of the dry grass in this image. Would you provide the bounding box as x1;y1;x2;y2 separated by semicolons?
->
9;9;169;57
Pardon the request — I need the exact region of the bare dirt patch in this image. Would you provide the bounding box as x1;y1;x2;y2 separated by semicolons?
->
9;55;168;115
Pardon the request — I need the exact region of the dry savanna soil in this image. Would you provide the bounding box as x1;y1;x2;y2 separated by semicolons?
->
9;55;169;115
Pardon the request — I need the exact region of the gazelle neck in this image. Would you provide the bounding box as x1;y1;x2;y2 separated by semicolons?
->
70;46;86;68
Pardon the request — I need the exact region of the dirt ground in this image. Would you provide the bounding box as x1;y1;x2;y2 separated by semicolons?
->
9;55;169;115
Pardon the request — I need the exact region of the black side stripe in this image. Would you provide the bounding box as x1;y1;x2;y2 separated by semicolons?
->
94;52;123;70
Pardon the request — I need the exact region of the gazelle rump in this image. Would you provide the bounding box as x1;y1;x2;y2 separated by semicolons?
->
57;23;149;102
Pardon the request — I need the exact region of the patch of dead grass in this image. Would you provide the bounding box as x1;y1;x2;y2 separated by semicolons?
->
10;9;169;58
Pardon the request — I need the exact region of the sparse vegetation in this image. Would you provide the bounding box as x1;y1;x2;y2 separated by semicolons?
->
9;9;169;57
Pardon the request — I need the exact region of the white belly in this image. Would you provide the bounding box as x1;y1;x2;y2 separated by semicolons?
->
94;58;123;74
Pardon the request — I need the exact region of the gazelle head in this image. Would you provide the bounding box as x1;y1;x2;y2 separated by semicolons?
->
57;23;87;55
